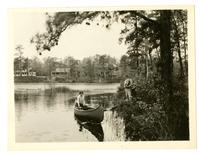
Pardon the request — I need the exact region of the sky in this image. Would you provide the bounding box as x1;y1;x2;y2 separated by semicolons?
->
10;11;128;61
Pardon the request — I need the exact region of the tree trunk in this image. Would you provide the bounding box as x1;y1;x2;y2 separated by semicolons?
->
173;15;184;77
159;11;175;136
183;39;188;75
135;16;140;75
19;56;22;77
182;22;188;75
177;39;184;77
145;54;149;79
149;51;153;67
27;58;29;77
160;11;173;83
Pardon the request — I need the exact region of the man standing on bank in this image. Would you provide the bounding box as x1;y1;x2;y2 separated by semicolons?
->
124;78;133;100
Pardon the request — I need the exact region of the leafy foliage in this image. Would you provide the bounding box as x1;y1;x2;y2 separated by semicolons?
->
114;73;188;140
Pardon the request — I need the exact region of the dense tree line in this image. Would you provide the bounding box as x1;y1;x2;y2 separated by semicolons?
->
14;49;123;82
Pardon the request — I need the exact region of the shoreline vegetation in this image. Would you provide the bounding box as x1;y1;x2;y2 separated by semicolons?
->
14;77;121;83
113;75;189;141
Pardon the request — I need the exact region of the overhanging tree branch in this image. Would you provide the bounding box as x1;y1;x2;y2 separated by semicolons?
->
130;11;158;25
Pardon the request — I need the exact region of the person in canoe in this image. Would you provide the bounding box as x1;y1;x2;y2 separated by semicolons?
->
76;91;88;109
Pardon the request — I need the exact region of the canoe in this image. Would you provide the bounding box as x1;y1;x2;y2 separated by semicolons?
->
74;104;104;123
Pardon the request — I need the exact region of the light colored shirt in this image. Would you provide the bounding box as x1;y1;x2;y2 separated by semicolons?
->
77;94;85;106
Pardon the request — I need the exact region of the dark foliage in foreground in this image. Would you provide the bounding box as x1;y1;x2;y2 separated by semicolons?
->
113;75;189;141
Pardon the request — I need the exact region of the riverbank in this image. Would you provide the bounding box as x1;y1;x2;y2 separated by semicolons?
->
111;76;189;141
14;77;121;83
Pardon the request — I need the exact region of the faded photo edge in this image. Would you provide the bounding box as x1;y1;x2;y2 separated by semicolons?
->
7;5;196;150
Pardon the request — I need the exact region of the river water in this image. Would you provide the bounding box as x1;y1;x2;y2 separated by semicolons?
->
15;83;126;142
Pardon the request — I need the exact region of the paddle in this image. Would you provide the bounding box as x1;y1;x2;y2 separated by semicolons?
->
104;105;118;111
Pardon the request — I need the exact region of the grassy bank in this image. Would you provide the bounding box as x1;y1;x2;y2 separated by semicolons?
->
14;76;47;83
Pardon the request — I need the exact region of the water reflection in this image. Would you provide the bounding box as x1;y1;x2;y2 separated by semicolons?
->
15;84;125;142
75;116;104;141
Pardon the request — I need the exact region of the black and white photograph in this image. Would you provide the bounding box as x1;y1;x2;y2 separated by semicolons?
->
8;6;196;149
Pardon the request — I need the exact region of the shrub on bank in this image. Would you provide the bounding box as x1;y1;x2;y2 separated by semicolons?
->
113;75;186;141
113;97;171;141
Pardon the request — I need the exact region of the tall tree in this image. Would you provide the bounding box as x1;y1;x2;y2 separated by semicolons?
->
64;56;79;81
43;57;57;78
30;57;43;76
81;57;95;82
171;10;188;76
14;45;24;76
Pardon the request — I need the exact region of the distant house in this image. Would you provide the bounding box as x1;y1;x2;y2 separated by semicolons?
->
51;67;70;79
14;69;36;77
